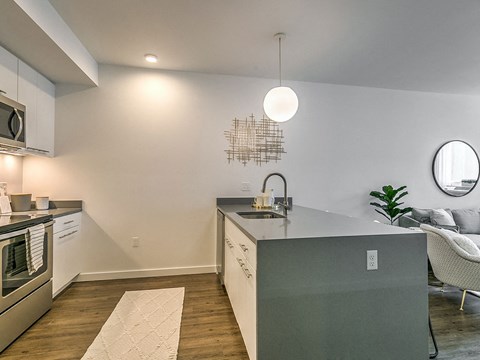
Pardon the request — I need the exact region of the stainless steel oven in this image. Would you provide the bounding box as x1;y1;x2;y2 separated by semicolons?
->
0;215;53;352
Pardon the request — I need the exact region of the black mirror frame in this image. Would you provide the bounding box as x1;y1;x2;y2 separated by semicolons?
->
432;140;480;197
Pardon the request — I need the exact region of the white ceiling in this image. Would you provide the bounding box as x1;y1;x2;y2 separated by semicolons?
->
23;0;480;94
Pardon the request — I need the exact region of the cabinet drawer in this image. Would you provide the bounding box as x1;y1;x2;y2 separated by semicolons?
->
53;224;81;296
226;218;257;269
54;212;81;234
55;226;80;243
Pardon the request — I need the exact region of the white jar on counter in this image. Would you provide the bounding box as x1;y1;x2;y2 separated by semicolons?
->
35;196;49;210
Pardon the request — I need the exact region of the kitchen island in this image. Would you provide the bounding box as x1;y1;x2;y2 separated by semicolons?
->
217;199;428;360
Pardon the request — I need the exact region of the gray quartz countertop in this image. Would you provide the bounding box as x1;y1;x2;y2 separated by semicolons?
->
0;201;82;234
12;207;81;218
10;200;82;219
218;203;419;243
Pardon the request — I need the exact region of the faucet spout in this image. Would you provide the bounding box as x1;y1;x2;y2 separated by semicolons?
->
261;172;290;215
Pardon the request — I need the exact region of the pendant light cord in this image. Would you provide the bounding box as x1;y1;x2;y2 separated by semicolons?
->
278;36;282;86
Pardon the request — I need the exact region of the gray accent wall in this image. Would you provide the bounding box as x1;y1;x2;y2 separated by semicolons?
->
257;233;428;359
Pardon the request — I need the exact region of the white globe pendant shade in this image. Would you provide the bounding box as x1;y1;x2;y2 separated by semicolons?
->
263;86;299;122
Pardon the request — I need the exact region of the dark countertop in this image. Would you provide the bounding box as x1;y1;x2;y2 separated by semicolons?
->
218;202;417;244
0;200;82;235
11;207;82;219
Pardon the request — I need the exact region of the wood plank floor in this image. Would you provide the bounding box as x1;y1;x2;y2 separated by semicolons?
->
428;279;480;360
0;273;479;359
0;274;248;360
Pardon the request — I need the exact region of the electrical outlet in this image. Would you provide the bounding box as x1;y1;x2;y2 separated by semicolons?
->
132;236;140;248
241;182;251;192
367;250;378;270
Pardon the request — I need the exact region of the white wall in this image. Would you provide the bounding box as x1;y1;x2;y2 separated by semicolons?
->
0;154;23;193
22;64;480;276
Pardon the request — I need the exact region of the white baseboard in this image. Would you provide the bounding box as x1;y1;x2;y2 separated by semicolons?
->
75;265;216;282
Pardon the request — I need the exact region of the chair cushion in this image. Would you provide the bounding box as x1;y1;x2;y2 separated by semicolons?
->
421;224;480;261
451;208;480;234
430;209;456;226
464;234;480;249
450;233;480;256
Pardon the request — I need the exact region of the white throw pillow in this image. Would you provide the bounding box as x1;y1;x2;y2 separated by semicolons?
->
430;209;456;226
451;233;480;256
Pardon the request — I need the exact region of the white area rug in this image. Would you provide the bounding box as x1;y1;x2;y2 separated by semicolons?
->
82;287;185;360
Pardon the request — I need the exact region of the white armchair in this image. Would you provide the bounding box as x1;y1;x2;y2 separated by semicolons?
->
420;224;480;310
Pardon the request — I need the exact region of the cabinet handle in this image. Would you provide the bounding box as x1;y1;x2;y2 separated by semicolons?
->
59;230;78;239
26;147;50;153
63;220;75;225
0;90;6;95
9;108;23;141
241;266;252;279
236;258;245;267
240;244;248;253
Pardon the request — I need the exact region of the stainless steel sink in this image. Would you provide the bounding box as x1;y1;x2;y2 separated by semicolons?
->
236;211;286;219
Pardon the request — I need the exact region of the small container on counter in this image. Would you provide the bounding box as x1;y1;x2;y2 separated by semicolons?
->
10;194;32;211
35;197;49;210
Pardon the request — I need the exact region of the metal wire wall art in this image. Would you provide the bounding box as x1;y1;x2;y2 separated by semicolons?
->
224;114;286;166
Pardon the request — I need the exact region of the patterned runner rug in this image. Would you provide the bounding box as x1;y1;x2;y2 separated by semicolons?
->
82;287;185;360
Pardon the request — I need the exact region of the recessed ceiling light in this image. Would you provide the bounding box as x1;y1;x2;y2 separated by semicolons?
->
144;54;158;63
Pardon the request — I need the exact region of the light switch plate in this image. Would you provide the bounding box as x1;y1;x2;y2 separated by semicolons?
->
241;182;251;192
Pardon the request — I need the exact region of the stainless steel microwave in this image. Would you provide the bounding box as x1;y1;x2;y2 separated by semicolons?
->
0;94;26;149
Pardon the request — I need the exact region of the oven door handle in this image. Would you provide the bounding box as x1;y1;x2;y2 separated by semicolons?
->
0;220;54;243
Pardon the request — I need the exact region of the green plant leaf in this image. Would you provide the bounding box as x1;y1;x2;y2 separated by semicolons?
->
369;202;384;208
370;185;411;225
394;191;408;202
382;185;393;194
369;191;388;203
375;209;391;222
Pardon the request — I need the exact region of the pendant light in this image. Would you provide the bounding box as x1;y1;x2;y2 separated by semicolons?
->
263;33;298;122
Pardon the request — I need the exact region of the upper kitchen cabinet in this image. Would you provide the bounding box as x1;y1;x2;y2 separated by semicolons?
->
0;46;18;99
17;60;55;157
18;60;37;148
35;73;55;156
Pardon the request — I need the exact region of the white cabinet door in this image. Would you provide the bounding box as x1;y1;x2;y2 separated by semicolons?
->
225;219;257;360
0;46;18;99
18;60;37;149
52;212;82;296
35;73;55;156
243;263;256;360
0;46;54;156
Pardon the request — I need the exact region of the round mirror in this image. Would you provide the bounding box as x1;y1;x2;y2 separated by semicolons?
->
432;140;480;197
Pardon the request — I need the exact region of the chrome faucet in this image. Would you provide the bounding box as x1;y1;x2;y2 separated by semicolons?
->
261;172;290;216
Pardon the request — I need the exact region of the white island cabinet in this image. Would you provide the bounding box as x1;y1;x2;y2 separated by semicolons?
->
224;218;256;360
52;212;82;296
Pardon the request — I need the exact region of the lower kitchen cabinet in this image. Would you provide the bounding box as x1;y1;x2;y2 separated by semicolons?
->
225;218;256;360
52;212;82;296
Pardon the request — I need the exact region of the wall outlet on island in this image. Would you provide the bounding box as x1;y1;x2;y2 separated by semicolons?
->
367;250;378;270
132;236;140;248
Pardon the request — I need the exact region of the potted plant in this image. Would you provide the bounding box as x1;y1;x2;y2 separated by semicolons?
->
369;185;412;225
